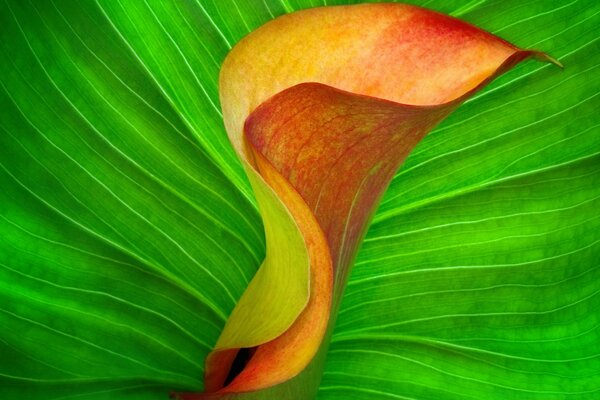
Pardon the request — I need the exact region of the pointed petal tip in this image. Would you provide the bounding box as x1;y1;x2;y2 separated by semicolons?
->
533;50;563;69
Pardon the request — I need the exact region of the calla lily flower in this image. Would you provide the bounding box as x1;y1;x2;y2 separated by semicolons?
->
176;4;560;398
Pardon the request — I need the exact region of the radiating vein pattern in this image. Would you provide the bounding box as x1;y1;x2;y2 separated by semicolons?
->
0;0;598;399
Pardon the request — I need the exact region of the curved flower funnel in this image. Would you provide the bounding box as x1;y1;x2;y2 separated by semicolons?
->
175;3;558;399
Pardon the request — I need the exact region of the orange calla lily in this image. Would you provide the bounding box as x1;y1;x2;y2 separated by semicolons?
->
175;3;558;399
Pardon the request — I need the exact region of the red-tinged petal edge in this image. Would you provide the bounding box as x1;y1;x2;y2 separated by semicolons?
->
173;4;559;399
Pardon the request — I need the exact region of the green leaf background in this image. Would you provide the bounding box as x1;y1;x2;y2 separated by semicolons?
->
1;0;598;399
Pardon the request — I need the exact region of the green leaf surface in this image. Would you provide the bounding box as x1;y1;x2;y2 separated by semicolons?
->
1;0;598;399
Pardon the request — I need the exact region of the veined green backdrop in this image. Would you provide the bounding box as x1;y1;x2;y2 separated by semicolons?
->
0;0;598;399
